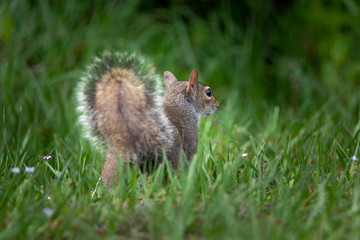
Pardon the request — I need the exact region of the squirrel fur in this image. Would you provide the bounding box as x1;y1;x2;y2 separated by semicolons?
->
77;51;218;186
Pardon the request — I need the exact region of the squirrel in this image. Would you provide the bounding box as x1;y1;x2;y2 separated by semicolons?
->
76;51;219;186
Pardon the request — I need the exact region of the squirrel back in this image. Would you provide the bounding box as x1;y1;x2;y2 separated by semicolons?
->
77;51;218;186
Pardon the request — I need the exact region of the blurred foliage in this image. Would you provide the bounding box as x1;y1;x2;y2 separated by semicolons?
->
0;0;359;111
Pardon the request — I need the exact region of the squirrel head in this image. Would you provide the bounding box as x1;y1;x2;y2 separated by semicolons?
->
163;70;219;119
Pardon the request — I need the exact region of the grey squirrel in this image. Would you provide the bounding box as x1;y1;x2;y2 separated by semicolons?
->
77;52;218;186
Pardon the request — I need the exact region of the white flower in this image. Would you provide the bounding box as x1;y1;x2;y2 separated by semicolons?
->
48;196;51;200
25;167;35;173
43;155;52;160
241;153;248;158
351;155;358;161
43;207;53;217
11;167;20;174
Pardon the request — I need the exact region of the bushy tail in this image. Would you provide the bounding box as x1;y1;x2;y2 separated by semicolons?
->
76;51;164;149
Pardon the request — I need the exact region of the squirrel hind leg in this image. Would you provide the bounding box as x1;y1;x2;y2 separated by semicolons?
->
102;148;161;186
101;145;138;187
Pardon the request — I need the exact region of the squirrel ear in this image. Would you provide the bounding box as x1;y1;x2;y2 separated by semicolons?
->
164;71;177;88
186;69;198;100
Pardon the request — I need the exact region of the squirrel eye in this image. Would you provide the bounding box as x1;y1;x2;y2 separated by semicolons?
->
205;88;212;97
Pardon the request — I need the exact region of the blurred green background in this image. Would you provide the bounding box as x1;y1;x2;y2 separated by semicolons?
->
1;0;359;150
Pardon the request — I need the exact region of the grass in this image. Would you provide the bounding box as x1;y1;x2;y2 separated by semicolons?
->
2;101;360;239
1;1;360;239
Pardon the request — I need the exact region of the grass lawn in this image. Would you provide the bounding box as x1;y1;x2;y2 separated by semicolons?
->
1;1;360;239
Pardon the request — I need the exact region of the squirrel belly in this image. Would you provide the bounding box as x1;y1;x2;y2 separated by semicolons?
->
77;51;219;186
